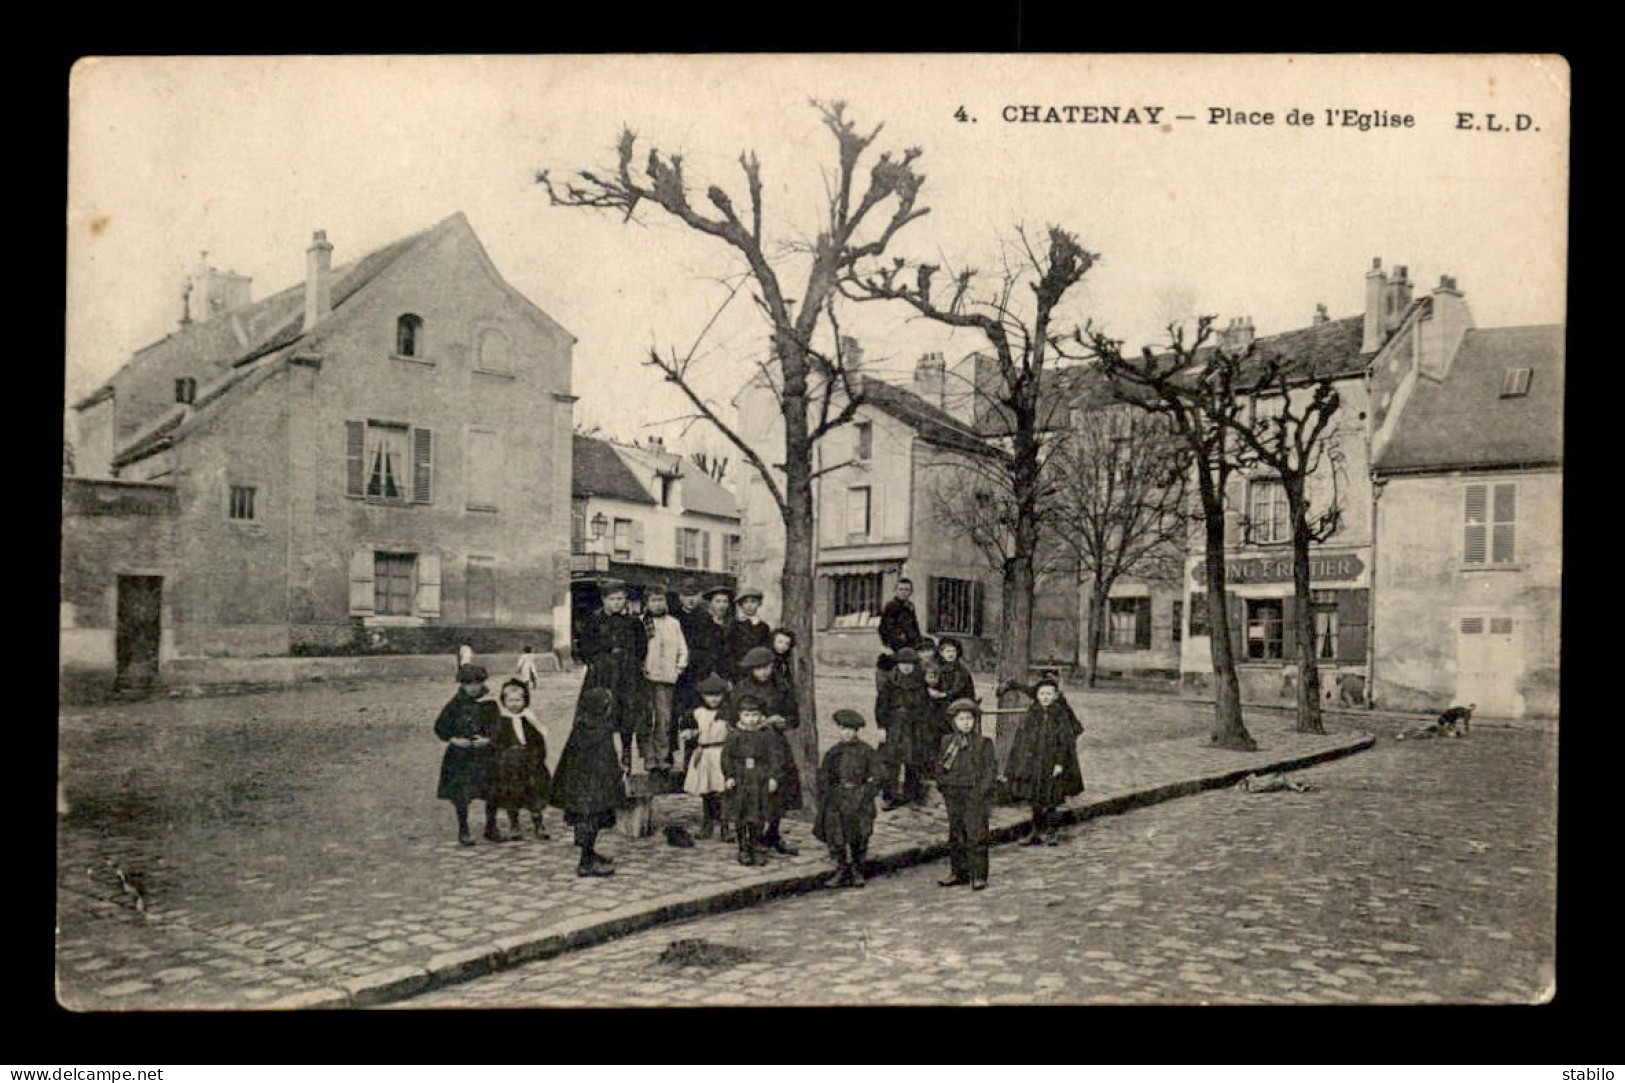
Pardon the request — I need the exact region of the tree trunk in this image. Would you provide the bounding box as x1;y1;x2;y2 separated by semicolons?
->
1201;487;1255;751
780;412;822;791
999;551;1035;691
1289;491;1326;735
1085;573;1110;688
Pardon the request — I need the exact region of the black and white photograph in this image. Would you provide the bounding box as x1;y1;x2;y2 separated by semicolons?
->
58;53;1566;1010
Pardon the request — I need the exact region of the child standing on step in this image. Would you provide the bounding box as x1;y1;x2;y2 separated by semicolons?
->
490;679;552;841
813;709;883;888
1003;675;1084;846
722;694;782;867
681;673;732;840
434;664;502;846
936;698;998;891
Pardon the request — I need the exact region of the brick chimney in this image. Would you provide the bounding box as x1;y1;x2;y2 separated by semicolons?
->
1418;274;1474;381
1383;264;1414;334
304;230;333;331
182;250;253;327
1313;303;1329;325
839;335;864;373
1362;257;1388;353
1219;316;1254;354
913;351;946;408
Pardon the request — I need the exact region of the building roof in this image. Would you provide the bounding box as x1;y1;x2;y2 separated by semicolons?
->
572;435;657;505
1374;324;1565;474
859;375;1000;458
612;441;741;520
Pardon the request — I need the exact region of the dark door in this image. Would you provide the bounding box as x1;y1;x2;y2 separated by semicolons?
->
115;576;163;692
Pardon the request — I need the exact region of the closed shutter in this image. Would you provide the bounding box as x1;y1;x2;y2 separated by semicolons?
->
925;575;939;632
1492;483;1516;564
1464;483;1487;564
701;530;711;570
1280;595;1296;657
412;427;433;504
972;580;985;637
1337;588;1368;663
632;519;646;563
1134;596;1152;649
348;547;375;615
345;421;365;497
675;526;685;566
417;553;442;617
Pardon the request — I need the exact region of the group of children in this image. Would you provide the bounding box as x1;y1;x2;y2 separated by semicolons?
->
434;622;1087;891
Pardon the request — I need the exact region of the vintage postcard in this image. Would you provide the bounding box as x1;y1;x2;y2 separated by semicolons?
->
60;54;1565;1009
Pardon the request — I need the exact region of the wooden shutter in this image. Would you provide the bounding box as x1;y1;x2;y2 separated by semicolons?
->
1337;588;1368;663
632;519;646;563
1280;595;1296;657
1492;483;1516;564
348;547;375;615
417;553;442;617
1134;596;1152;649
925;575;939;633
816;574;833;629
701;530;711;570
972;580;985;637
1463;483;1487;564
675;526;685;566
412;427;434;504
345;421;365;497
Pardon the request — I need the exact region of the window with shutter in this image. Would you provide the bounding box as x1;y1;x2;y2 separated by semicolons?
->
1336;589;1368;663
345;421;365;497
1172;599;1184;643
416;553;441;617
1245;598;1285;660
1189;592;1209;637
1492;483;1516;564
413;427;433;504
632;519;646;562
1463;484;1488;564
348;548;376;615
1134;596;1152;649
612;518;633;561
675;526;686;565
374;552;416;616
701;530;711;570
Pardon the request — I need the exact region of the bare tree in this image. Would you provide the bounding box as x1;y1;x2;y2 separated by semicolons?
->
1048;393;1191;688
844;227;1096;691
1084;317;1257;751
538;102;928;781
1221;353;1346;735
689;450;729;484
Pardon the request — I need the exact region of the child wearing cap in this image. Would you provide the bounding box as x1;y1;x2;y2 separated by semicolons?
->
434;664;503;846
721;694;783;866
728;587;774;676
490;679;552;841
1003;675;1085;846
680;674;732;840
813;709;883;888
725;646;802;855
936;699;998;890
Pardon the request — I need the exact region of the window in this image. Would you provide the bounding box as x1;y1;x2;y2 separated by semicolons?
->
1107;596;1151;649
1172;599;1183;643
1312;589;1339;660
174;377;197;405
396;314;424;358
1248;479;1290;544
347;421;431;503
466;557;496;623
855;421;873;461
613;518;634;561
475;328;512;375
571;501;587;552
1245;598;1285;661
374;552;417;616
659;474;676;508
1188;592;1209;637
847;486;873;538
466;428;501;511
930;577;984;636
724;533;742;575
830;572;884;626
1500;368;1532;397
1464;482;1516;565
228;485;257;521
678;527;707;569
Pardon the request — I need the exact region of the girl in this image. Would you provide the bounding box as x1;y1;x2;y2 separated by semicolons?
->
768;627;798;699
721;695;783;867
1004;675;1085;846
550;687;624;877
681;673;732;840
936;698;998;891
725;646;802;855
875;647;940;810
490;679;552;841
929;637;977;733
434;664;502;846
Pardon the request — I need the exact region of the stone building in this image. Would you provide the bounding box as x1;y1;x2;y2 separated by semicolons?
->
63;213;576;692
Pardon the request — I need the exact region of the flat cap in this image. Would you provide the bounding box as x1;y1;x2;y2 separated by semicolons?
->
833;709;868;729
736;586;764;603
740;646;775;670
456;663;489;684
893;647;920;664
696;673;730;696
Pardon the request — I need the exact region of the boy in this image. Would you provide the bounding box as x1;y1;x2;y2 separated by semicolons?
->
936;698;998;891
876;646;938;810
433;663;502;846
726;646;801;855
729;586;774;675
515;644;541;690
641;585;690;772
721;693;782;867
813;709;883;888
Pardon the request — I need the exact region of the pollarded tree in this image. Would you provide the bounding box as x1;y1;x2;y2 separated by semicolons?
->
537;102;928;782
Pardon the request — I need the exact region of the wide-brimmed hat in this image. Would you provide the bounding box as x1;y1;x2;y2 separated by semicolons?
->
893;647;920;664
696;674;730;696
677;578;704;595
703;585;734;601
735;586;764;604
947;698;981;718
740;646;775;670
456;663;488;684
833;709;867;729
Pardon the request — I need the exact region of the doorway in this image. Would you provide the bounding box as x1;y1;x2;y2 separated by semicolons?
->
115;575;163;694
1456;613;1522;718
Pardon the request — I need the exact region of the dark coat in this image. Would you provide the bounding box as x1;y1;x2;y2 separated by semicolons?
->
935;731;998;796
685;615;734;684
1006;700;1085;807
878;598;922;652
728;618;774;675
722;723;784;824
674;605;713;709
875;664;943;769
577;609;649;736
434;690;500;802
929;660;977;725
812;739;882;850
490;711;551;811
550;689;623;825
723;675;802;811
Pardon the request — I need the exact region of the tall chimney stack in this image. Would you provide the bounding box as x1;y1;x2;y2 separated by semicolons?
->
913;351;947;409
1383;264;1413;334
305;230;333;331
839;335;864;372
1362;257;1388;353
1313;302;1329;325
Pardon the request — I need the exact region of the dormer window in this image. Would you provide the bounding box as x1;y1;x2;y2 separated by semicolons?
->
174;377;197;405
1500;367;1532;398
659;474;676;508
396;314;424;358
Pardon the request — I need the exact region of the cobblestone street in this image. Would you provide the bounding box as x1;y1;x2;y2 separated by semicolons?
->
57;671;1382;1008
404;716;1555;1007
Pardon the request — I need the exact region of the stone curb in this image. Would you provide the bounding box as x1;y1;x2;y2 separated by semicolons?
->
285;730;1374;1010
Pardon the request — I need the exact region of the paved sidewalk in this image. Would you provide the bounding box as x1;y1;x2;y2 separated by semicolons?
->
57;690;1370;1010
